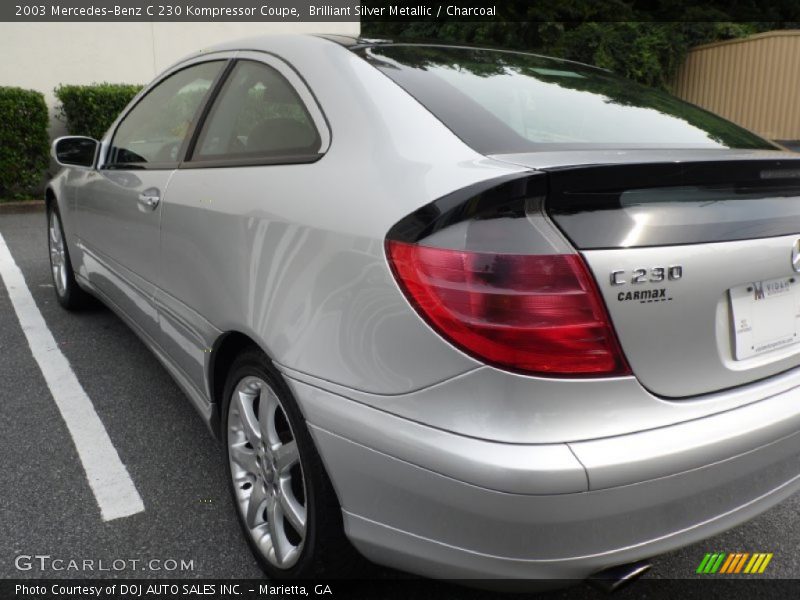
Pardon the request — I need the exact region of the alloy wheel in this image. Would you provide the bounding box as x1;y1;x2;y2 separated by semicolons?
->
48;211;68;297
227;376;307;569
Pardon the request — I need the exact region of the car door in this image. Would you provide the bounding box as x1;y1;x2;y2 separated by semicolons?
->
157;54;329;396
75;58;227;343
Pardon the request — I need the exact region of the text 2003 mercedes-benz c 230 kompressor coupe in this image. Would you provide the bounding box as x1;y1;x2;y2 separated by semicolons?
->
47;34;800;585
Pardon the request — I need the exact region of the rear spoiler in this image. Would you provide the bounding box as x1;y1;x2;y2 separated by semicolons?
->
544;159;800;249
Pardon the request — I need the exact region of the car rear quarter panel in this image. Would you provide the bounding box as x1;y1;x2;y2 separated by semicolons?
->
157;39;526;395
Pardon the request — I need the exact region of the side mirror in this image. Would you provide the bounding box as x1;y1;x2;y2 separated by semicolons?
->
52;136;98;168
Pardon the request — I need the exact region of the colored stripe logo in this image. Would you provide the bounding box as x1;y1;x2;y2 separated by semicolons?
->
696;552;773;574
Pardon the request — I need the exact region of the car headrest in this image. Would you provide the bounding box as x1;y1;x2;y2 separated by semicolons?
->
246;118;317;154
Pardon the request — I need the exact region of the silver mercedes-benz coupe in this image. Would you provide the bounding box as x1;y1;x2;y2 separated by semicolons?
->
47;34;800;585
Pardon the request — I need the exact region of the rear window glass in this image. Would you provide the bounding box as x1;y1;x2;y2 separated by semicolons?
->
360;45;775;154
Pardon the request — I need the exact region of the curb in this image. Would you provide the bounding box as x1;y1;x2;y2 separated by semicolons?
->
0;200;45;214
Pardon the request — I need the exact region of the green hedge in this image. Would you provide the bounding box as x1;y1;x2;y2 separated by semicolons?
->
0;87;49;199
55;83;143;140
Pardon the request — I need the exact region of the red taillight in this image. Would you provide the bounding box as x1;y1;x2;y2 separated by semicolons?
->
386;240;630;377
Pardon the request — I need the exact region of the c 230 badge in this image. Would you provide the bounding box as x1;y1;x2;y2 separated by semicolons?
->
609;265;682;304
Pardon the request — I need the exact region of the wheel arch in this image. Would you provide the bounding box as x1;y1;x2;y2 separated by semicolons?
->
208;330;273;438
45;185;68;236
206;330;347;510
44;186;56;210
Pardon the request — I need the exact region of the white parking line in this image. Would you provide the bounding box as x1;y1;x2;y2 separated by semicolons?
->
0;232;144;522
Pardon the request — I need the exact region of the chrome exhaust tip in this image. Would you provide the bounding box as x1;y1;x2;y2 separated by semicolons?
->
586;560;652;593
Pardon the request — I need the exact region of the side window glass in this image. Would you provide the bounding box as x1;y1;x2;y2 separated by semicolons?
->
108;61;223;166
193;60;321;161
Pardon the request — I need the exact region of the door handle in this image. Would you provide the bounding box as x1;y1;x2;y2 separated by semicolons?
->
137;188;161;210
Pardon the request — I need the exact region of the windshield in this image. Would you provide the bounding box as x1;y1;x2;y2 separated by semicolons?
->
360;45;774;154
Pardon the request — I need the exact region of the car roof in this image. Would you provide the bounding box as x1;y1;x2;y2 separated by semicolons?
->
189;33;607;75
314;35;610;73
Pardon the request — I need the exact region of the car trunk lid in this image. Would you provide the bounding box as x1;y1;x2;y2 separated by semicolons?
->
493;150;800;397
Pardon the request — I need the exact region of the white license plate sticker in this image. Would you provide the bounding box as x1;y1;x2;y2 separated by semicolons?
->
730;277;800;360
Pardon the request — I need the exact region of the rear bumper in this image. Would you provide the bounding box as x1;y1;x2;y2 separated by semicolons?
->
287;376;800;580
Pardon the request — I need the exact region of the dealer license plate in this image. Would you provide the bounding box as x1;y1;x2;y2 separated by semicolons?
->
730;276;800;360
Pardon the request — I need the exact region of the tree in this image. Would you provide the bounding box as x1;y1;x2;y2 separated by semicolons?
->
362;2;798;89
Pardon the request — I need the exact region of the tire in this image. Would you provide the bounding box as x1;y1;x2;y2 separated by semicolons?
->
47;203;91;310
222;348;362;578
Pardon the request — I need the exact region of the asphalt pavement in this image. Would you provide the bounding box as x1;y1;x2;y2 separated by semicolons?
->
1;206;799;598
